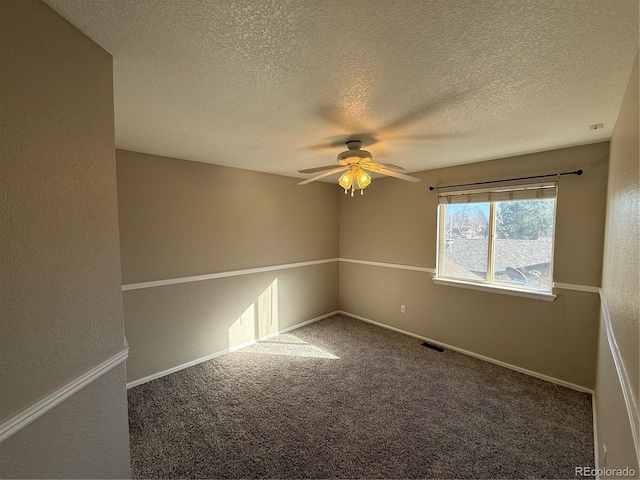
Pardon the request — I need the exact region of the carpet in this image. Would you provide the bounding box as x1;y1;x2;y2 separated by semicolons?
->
128;314;594;479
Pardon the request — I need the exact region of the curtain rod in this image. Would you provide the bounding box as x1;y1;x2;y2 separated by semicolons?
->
428;169;583;191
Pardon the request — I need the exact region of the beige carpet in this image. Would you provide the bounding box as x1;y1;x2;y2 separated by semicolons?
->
128;314;594;479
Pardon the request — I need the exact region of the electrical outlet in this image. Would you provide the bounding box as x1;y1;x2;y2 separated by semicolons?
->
401;305;406;314
240;315;246;325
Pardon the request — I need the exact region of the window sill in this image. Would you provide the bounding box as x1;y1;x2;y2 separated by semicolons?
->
432;277;557;302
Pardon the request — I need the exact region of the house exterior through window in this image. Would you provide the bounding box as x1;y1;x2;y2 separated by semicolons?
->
436;183;557;293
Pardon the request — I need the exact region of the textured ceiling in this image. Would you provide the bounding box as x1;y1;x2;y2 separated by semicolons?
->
43;0;638;179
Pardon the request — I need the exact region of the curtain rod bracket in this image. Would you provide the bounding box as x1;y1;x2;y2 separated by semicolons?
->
429;169;582;191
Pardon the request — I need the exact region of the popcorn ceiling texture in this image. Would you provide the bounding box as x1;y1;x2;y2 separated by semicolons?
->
43;0;638;177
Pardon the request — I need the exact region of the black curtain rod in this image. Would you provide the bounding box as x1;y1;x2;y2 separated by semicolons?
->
428;169;583;191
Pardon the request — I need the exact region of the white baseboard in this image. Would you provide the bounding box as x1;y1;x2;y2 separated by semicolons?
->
593;394;600;476
126;310;340;389
0;347;129;444
338;310;594;394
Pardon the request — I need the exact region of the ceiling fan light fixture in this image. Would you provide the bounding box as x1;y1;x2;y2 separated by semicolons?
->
356;168;371;190
339;166;371;196
338;170;354;191
300;140;420;194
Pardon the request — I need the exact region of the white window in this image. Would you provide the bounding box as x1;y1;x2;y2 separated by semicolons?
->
436;183;556;294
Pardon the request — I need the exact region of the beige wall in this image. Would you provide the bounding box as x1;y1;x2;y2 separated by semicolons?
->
117;150;339;284
124;264;338;381
595;53;639;472
340;264;600;387
121;143;609;389
117;150;339;383
339;142;609;388
0;365;131;479
0;0;130;477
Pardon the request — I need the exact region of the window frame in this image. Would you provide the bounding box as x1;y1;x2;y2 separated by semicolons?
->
434;184;558;301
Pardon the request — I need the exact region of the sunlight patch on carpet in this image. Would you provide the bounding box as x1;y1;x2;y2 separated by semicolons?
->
245;333;339;359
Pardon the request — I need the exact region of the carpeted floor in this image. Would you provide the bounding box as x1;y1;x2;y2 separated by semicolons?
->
128;314;594;479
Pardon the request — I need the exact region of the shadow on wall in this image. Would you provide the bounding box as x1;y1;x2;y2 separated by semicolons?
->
226;278;339;359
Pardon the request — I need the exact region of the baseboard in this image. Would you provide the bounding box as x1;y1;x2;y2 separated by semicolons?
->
0;347;129;444
126;310;340;389
338;310;594;394
593;394;600;476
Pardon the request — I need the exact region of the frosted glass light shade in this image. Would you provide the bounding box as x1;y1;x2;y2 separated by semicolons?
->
339;171;354;190
356;168;371;189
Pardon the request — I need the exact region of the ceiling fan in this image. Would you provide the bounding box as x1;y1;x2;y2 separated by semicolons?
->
297;140;421;196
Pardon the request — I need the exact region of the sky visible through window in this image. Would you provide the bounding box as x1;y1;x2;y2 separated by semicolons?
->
446;203;490;217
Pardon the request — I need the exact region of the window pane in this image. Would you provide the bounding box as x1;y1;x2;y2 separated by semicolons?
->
442;203;490;281
494;199;555;291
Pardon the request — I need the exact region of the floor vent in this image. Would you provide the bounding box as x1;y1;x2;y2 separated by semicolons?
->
421;341;444;352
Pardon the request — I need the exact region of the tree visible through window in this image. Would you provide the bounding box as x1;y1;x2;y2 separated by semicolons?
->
437;185;556;292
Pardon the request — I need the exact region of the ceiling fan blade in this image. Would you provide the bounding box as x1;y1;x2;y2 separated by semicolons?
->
366;162;405;171
362;165;422;183
297;166;347;185
298;165;341;174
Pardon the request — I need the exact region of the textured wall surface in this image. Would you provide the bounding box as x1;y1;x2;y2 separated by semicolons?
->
595;321;639;473
595;53;639;471
339;142;609;388
124;264;338;382
0;0;130;476
116;150;339;284
600;54;639;417
0;365;131;479
117;150;339;383
340;142;608;285
339;263;600;388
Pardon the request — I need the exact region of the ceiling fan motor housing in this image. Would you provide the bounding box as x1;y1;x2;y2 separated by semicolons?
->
337;141;372;165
